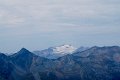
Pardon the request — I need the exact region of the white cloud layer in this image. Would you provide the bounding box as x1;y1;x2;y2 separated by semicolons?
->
0;0;120;28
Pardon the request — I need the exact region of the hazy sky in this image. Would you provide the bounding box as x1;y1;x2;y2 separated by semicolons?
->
0;0;120;53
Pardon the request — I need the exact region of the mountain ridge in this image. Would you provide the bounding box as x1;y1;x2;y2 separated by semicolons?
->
0;46;120;80
33;44;77;59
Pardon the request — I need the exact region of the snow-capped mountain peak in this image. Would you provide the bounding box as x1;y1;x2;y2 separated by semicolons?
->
33;44;76;59
53;44;76;54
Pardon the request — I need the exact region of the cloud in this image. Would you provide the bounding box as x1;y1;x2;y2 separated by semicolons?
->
0;9;25;26
0;0;120;53
0;0;120;28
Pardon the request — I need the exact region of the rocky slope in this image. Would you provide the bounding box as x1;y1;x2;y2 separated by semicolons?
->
0;46;120;80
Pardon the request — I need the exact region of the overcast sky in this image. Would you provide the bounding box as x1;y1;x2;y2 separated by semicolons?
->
0;0;120;53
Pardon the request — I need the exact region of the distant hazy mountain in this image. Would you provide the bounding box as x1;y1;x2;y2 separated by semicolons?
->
73;46;89;53
33;44;77;59
0;46;120;80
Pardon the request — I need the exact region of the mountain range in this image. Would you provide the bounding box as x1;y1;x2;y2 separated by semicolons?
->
0;46;120;80
33;44;88;59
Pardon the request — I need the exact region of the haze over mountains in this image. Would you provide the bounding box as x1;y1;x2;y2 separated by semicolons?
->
0;45;120;80
0;0;120;80
33;44;88;59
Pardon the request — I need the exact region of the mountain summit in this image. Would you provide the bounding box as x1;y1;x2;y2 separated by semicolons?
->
0;46;120;80
33;44;76;59
52;44;76;54
18;48;30;53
